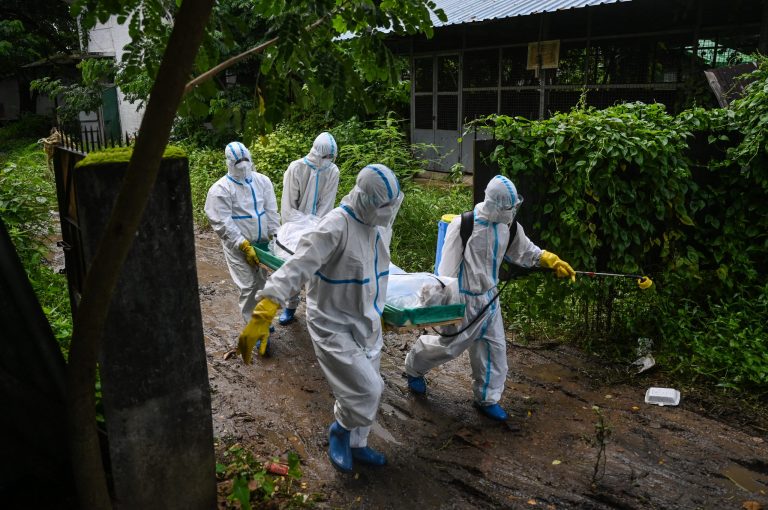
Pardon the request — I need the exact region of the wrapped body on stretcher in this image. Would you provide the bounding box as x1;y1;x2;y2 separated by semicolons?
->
261;212;464;327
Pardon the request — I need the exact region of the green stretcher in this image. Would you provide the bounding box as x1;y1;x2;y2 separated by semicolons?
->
254;243;465;330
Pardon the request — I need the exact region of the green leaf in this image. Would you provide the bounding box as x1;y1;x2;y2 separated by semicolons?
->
230;476;251;510
332;14;348;34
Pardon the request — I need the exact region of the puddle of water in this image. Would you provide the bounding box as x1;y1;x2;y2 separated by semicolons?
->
371;420;401;445
722;464;768;494
380;402;409;421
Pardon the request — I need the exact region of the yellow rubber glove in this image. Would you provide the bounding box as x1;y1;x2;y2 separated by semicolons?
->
237;298;279;364
239;239;259;267
637;276;653;290
540;250;576;282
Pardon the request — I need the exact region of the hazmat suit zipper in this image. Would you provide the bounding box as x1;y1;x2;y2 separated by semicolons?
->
312;171;320;215
245;178;263;242
491;223;499;283
373;231;386;316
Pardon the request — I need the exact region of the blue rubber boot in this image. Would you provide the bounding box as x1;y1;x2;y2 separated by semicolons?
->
255;326;276;357
407;375;427;395
328;421;353;472
477;403;508;422
278;308;296;326
351;446;386;466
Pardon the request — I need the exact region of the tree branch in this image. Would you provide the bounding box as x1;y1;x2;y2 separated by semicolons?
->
183;12;332;96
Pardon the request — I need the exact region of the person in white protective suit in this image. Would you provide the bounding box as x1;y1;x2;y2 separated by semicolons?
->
404;175;576;421
277;132;341;326
204;141;280;327
237;164;403;472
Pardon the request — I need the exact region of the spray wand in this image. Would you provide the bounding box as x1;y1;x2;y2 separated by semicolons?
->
575;271;653;289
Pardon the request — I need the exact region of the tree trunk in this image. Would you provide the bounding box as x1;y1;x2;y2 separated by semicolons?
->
65;1;216;508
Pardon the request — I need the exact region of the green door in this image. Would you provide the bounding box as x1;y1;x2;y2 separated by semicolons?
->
101;86;122;140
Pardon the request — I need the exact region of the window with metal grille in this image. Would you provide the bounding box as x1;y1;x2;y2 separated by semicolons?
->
414;95;433;129
437;95;458;130
553;43;589;85
652;42;683;83
437;55;459;92
688;36;758;69
463;91;497;121
500;90;539;119
501;47;536;86
547;91;583;116
414;57;433;93
589;40;653;85
463;49;499;88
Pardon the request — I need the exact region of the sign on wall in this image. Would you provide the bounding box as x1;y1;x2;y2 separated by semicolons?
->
527;40;560;70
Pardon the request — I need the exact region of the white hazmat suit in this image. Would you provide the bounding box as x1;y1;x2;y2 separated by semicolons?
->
280;132;341;312
205;142;280;323
405;175;542;406
258;164;402;448
281;132;340;222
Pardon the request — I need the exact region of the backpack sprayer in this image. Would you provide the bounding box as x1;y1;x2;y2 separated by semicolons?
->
433;265;653;337
433;212;654;337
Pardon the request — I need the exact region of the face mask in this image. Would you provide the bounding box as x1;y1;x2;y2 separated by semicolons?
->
228;159;252;180
319;156;334;171
486;195;523;224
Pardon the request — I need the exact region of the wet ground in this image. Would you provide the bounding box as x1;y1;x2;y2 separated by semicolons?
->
195;230;768;510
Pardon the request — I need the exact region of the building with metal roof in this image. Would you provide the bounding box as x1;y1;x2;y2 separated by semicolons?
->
427;0;632;27
386;0;767;172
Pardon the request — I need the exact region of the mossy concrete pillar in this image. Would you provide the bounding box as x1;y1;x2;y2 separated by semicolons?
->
74;148;215;510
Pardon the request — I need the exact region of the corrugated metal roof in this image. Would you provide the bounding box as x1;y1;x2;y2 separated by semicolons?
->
430;0;632;27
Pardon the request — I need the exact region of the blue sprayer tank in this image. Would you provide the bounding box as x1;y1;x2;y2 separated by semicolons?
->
434;213;459;274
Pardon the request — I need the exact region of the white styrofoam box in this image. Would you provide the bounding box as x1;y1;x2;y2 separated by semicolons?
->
644;387;681;406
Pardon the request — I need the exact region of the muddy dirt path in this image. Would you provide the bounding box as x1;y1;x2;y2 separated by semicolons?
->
195;230;768;510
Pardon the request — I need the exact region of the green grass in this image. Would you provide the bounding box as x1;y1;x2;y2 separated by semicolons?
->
1;138;72;355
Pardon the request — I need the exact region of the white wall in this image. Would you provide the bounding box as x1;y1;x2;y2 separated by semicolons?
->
87;15;143;135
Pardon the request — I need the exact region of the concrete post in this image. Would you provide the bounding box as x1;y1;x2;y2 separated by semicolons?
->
74;153;215;510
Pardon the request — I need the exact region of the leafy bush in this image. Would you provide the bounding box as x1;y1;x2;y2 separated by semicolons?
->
181;144;222;227
0;139;72;354
30;265;73;358
390;183;471;272
0;115;51;150
0;141;55;267
482;59;768;391
249;122;317;187
333;115;430;186
658;286;768;391
487;102;690;348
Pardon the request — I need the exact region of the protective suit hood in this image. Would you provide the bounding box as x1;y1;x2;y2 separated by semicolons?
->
477;175;522;224
225;141;254;181
304;132;338;171
340;164;402;227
